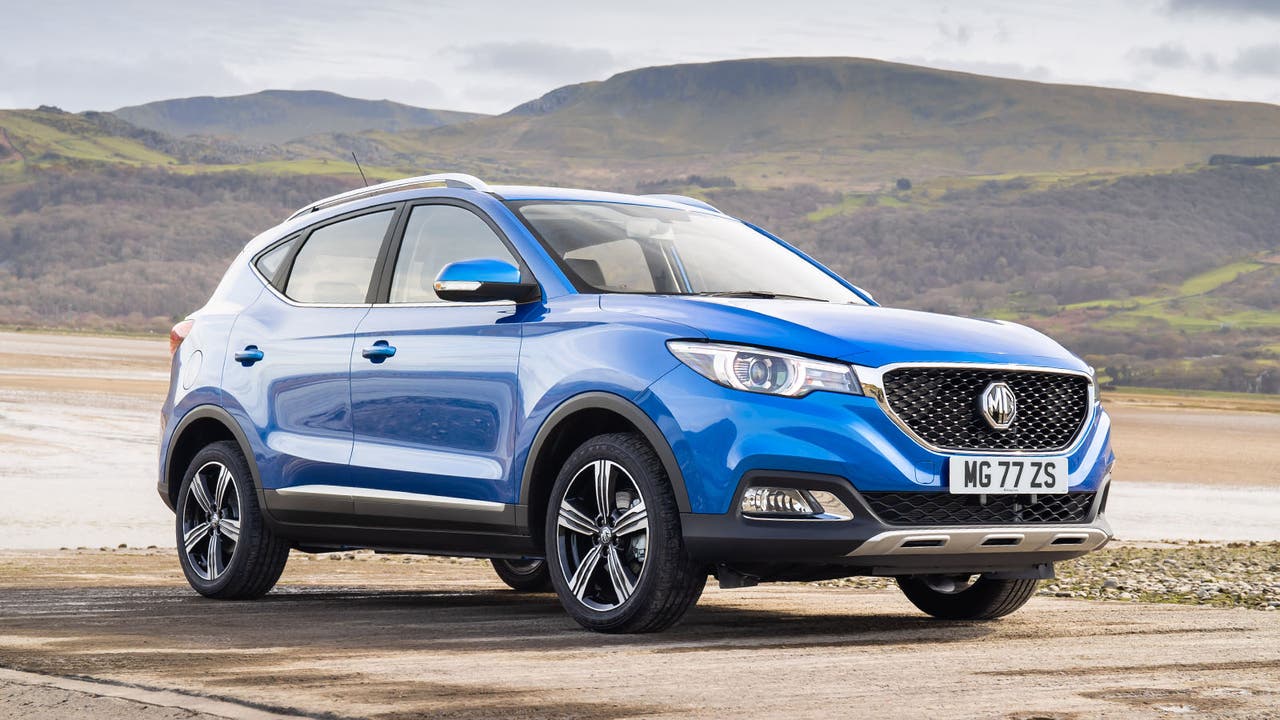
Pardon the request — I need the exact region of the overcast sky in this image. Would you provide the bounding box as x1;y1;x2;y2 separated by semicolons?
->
5;0;1280;113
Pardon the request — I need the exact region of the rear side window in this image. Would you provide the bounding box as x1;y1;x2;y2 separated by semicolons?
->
284;210;394;304
388;204;517;303
254;236;296;285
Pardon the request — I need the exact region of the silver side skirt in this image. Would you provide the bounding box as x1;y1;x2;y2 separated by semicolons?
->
275;484;507;513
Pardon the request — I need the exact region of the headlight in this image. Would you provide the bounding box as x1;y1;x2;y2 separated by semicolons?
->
666;341;862;398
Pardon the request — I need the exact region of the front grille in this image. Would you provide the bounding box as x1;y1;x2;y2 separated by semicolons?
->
881;367;1090;452
863;492;1095;525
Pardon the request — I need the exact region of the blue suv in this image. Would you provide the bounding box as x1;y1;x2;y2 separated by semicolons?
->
160;173;1114;633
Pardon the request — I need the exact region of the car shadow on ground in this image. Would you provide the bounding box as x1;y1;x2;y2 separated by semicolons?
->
2;583;998;655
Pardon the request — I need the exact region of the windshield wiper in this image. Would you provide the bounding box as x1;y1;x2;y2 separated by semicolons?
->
693;291;830;302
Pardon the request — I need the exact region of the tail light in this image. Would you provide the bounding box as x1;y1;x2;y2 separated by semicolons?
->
170;319;194;356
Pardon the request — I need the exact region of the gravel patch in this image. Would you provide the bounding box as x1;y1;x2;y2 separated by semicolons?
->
818;541;1280;611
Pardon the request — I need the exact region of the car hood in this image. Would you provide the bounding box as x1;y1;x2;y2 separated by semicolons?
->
602;295;1088;371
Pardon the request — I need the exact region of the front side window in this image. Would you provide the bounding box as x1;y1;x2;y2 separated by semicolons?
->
284;210;394;304
388;204;517;303
512;202;865;304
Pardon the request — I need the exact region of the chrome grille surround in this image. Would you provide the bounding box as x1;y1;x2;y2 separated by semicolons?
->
857;363;1096;455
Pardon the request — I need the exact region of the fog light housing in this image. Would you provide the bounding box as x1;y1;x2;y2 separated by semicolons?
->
740;487;855;520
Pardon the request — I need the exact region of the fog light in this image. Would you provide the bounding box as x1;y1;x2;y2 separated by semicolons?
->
808;490;854;520
742;487;819;516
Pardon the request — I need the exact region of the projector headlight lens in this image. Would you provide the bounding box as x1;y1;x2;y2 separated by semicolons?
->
667;341;862;398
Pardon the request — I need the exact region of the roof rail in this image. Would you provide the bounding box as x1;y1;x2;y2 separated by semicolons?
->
640;194;724;214
287;173;490;221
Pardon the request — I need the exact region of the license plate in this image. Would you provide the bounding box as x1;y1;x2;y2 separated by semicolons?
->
948;457;1068;494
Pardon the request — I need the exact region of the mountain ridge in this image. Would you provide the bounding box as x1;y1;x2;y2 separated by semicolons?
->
114;89;486;145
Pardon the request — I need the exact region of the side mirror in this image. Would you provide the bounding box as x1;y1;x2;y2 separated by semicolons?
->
433;258;539;303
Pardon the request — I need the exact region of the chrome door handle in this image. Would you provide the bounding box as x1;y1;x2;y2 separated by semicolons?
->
361;340;396;363
234;346;264;366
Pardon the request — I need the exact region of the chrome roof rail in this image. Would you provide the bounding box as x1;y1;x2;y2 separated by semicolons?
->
287;173;490;221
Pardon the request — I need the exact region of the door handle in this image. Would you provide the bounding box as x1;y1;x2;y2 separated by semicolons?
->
234;346;264;366
361;340;396;363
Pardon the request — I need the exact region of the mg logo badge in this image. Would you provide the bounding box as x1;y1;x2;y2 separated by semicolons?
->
980;382;1017;430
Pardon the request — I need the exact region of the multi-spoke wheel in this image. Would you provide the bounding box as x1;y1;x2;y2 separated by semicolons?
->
490;558;553;592
181;460;241;581
175;440;289;599
546;432;705;633
897;574;1039;620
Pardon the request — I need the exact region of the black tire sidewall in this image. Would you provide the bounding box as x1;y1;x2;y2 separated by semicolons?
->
544;434;685;630
175;440;260;596
897;575;1038;620
491;558;553;592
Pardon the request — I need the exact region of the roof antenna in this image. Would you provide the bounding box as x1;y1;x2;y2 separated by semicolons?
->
351;151;369;187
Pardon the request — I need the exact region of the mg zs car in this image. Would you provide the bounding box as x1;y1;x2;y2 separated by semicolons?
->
160;173;1114;633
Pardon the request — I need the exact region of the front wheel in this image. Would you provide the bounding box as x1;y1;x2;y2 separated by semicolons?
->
545;432;705;633
176;440;290;599
897;574;1038;620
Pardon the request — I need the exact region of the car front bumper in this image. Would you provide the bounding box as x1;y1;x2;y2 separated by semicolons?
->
680;471;1113;579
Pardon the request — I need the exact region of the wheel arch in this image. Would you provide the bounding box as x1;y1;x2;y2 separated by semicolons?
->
518;392;691;544
164;406;266;513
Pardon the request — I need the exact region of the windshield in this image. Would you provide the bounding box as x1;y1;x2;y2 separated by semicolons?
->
511;201;866;304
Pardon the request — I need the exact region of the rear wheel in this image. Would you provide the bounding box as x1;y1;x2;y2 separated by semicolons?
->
491;558;553;592
545;432;705;633
897;574;1038;620
176;440;289;599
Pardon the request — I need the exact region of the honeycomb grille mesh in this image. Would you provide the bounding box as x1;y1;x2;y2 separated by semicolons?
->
881;367;1090;452
862;492;1095;525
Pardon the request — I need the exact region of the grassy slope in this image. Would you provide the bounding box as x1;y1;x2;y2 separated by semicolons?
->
0;110;178;168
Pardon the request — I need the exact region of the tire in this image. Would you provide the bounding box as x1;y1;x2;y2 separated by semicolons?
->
175;440;290;599
545;432;706;633
897;574;1039;620
491;558;553;592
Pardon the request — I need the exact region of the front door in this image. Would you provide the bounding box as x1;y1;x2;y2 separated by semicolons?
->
348;201;528;530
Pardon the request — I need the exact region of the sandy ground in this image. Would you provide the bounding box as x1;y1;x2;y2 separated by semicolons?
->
1;330;1279;547
0;550;1277;720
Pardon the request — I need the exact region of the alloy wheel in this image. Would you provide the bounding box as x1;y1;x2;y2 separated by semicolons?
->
555;459;650;611
181;461;242;581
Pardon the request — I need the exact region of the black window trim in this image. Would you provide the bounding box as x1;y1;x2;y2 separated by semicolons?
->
249;202;405;307
369;197;539;306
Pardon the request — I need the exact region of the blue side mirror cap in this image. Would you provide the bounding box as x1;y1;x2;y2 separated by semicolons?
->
434;258;539;303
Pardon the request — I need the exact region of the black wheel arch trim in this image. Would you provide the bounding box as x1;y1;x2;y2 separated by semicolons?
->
518;392;692;519
163;405;274;524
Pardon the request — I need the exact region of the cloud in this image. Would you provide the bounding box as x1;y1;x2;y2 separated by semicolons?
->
0;54;250;111
1129;43;1196;69
1166;0;1280;17
937;23;973;46
454;42;624;82
1229;43;1280;75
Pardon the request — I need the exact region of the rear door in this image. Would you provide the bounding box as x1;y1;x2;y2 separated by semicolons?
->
348;200;529;531
223;206;398;523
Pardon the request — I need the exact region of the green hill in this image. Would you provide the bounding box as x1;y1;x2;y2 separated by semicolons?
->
374;57;1280;187
114;90;486;144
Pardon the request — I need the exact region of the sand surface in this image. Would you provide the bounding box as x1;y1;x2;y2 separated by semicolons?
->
0;550;1276;719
